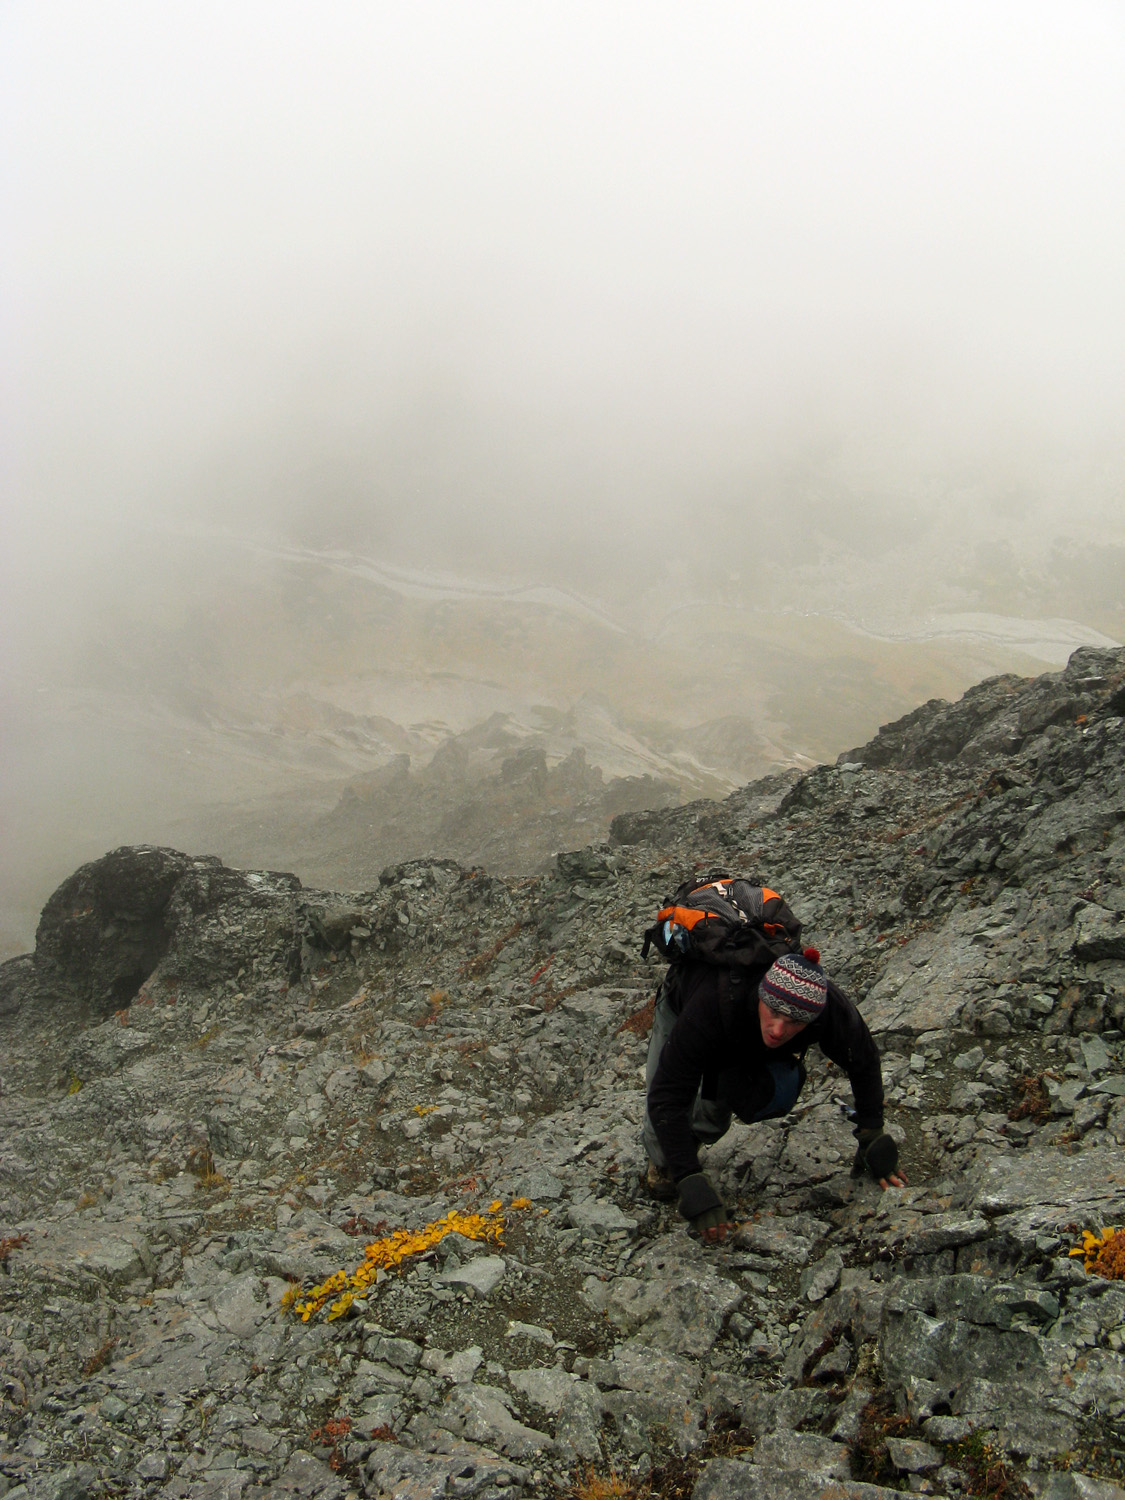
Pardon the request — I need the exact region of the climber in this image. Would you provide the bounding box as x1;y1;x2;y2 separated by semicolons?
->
643;950;907;1243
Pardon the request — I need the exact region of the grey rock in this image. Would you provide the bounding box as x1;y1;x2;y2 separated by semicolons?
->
1081;1036;1113;1073
421;1345;484;1382
752;1430;851;1478
22;1468;98;1500
733;1220;815;1264
1074;904;1125;962
974;1146;1125;1219
209;1272;267;1336
357;1058;395;1089
884;1437;942;1473
565;1198;637;1235
507;1366;576;1413
363;1441;527;1498
593;1245;743;1356
799;1249;843;1302
613;1340;699;1401
1025;1474;1125;1500
262;1450;346;1497
554;1380;605;1463
693;1457;905;1499
861;922;987;1033
436;1253;506;1296
829;1380;873;1441
437;1383;553;1458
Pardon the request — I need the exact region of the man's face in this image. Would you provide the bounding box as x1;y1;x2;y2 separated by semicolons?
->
758;998;808;1049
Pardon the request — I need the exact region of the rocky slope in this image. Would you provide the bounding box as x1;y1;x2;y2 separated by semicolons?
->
2;646;1125;1500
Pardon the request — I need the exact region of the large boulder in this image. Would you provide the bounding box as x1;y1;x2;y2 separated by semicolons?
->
31;845;305;1015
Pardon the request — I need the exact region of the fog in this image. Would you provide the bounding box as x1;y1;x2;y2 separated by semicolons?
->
2;2;1124;948
7;2;1125;573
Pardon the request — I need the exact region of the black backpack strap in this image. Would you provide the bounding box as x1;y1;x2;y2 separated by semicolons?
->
718;967;746;1035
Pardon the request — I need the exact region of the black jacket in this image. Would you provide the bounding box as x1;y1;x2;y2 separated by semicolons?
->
647;964;885;1182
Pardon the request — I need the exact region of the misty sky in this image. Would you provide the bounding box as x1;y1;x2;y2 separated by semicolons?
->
4;1;1125;589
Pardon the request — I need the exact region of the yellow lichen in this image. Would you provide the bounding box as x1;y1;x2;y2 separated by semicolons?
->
292;1206;507;1321
1069;1225;1125;1279
326;1290;354;1321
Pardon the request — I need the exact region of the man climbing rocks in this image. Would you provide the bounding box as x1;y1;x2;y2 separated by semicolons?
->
643;950;907;1242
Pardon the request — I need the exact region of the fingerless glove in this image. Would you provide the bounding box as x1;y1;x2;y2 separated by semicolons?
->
851;1127;899;1181
676;1171;727;1232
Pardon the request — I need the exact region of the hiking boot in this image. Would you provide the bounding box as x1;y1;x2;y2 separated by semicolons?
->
643;1161;676;1201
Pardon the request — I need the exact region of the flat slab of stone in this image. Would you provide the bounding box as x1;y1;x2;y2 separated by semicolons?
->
565;1198;637;1235
255;1449;346;1499
733;1221;816;1264
1074;903;1125;962
586;1339;700;1402
885;1437;942;1473
27;1219;154;1287
362;1441;528;1499
589;1243;743;1357
208;1272;268;1336
437;1254;507;1297
974;1146;1125;1218
860;923;988;1033
437;1382;552;1458
694;1457;911;1499
752;1430;851;1478
1026;1471;1125;1500
508;1365;577;1413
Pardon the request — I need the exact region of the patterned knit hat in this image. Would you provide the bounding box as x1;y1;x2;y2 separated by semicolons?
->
759;952;828;1023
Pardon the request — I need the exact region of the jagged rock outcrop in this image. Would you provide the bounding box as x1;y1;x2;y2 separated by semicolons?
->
2;647;1125;1499
27;849;307;1019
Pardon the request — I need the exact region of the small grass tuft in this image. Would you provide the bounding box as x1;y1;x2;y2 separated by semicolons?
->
186;1145;229;1193
82;1336;117;1376
1008;1073;1052;1125
567;1468;637;1500
851;1391;913;1486
951;1430;1033;1499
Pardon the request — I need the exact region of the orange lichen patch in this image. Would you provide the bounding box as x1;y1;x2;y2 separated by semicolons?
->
412;1104;439;1117
618;997;654;1037
82;1337;118;1376
459;922;522;978
0;1233;29;1270
1070;1226;1125;1279
292;1207;507;1321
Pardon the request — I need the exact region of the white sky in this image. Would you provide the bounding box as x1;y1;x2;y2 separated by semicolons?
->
4;1;1125;569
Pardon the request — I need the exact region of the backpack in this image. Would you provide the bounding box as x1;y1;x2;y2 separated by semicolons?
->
641;870;805;1016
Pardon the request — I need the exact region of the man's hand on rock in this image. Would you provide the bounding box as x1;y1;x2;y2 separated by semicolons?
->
676;1172;732;1243
851;1128;907;1190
